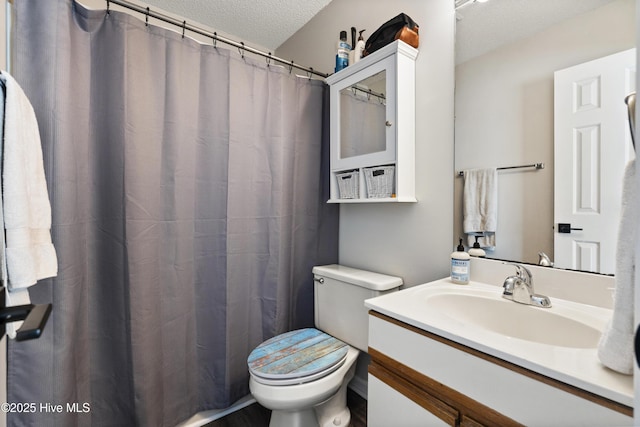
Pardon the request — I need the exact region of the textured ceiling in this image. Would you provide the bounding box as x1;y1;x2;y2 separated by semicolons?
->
139;0;621;59
140;0;333;51
455;0;620;64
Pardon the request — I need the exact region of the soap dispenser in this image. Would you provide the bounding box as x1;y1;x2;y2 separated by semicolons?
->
468;236;486;258
450;239;470;284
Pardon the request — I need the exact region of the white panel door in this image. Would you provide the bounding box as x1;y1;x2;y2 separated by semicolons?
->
554;48;636;274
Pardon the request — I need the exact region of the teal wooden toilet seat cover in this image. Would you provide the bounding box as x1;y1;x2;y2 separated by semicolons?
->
248;328;349;382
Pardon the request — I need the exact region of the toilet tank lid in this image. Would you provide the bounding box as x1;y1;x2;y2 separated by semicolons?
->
312;264;403;291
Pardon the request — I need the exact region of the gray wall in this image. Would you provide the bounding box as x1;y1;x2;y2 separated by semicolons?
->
277;0;456;287
454;0;635;265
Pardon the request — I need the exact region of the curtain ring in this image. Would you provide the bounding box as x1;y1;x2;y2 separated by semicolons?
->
145;7;150;26
266;52;271;67
289;61;294;74
182;20;186;38
212;32;217;48
238;42;245;59
307;68;313;80
106;0;110;15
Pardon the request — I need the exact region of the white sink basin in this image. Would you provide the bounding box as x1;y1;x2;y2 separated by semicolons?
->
364;278;632;407
424;289;602;348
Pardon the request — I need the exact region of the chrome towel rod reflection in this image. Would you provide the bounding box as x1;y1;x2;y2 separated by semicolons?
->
104;0;329;78
457;162;544;177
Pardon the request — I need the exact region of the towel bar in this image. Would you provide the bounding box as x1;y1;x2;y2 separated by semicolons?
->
457;162;544;177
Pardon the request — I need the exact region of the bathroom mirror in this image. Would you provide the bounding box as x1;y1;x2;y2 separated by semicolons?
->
339;70;387;159
454;0;635;274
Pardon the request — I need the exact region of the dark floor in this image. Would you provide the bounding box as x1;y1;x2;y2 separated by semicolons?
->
206;388;367;427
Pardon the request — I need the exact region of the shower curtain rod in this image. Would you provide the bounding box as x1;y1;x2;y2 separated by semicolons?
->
351;85;386;101
105;0;329;79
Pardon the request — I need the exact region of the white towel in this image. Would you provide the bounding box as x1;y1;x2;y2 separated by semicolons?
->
598;159;636;375
0;71;57;337
463;168;497;250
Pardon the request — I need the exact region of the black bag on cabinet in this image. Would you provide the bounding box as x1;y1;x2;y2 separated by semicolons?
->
363;13;419;57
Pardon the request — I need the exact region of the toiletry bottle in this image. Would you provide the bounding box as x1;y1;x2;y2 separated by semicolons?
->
335;30;350;73
354;30;366;63
468;236;486;258
450;239;470;284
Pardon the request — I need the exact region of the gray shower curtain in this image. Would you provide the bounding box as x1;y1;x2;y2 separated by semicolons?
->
7;1;337;426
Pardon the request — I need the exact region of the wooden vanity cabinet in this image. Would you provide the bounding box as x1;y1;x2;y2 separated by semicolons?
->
367;310;633;427
367;309;521;427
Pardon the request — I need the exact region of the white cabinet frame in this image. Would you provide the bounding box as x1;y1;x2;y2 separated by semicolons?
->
326;40;418;203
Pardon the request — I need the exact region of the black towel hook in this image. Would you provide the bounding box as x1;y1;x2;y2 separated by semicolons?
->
0;286;52;342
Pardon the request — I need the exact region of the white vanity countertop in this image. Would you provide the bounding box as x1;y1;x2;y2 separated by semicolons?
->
364;278;633;407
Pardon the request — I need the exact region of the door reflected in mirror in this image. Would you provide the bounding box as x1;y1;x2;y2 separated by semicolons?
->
339;70;386;159
553;48;635;275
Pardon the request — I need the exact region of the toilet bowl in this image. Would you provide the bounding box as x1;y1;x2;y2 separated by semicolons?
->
247;265;403;427
249;330;359;427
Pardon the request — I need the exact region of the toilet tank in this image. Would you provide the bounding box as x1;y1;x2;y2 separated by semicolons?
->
312;264;402;352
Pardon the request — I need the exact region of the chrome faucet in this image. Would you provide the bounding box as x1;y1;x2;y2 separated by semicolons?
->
502;263;551;308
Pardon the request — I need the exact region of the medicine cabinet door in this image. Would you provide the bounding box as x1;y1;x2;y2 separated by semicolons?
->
330;54;397;171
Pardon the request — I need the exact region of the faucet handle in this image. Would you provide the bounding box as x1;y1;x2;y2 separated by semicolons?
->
504;262;533;284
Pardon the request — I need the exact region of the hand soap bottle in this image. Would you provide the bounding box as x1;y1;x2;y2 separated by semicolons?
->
450;239;470;284
468;236;486;258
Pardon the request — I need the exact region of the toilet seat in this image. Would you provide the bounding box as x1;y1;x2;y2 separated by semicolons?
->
248;328;349;386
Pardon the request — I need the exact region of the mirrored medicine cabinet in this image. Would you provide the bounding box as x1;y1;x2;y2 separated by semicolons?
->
326;40;418;203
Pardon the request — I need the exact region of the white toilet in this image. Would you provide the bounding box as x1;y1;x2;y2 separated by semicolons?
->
247;264;402;427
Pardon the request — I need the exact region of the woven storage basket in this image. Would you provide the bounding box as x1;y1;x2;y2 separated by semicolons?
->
336;170;359;199
364;165;395;198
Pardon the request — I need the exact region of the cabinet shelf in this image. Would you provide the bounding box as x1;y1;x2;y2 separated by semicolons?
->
328;196;417;204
